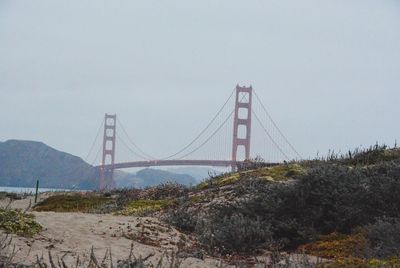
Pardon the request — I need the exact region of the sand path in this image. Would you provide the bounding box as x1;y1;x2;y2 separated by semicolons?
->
0;196;225;267
2;211;225;267
0;196;322;267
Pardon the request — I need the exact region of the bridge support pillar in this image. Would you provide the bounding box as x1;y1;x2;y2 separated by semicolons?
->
100;113;116;190
231;85;252;170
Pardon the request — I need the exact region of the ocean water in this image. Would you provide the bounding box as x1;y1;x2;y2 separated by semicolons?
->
0;186;73;194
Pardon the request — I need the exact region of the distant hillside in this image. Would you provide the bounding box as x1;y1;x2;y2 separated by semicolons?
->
166;167;222;182
0;140;198;190
0;140;98;189
115;168;197;188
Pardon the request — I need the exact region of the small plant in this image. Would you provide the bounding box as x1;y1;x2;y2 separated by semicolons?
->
115;183;188;209
299;232;366;259
138;182;189;200
236;156;270;171
118;199;173;216
196;210;274;254
198;163;304;191
251;163;306;181
364;217;400;259
0;241;183;267
164;197;198;232
0;208;42;237
0;192;23;201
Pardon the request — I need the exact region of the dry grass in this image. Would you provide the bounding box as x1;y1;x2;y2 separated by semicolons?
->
118;199;174;216
300;232;400;268
33;193;113;213
198;163;305;189
299;232;366;259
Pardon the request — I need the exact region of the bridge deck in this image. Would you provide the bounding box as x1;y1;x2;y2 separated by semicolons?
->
97;159;279;169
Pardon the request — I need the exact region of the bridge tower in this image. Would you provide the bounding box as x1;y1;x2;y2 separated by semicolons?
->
231;85;252;169
100;113;116;190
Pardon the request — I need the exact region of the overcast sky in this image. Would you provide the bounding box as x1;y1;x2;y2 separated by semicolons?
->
1;0;399;164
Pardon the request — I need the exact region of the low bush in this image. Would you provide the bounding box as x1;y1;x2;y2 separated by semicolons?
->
114;188;143;208
0;208;42;237
364;217;400;259
300;232;366;259
236;156;271;170
196;205;273;254
164;197;198;232
197;163;303;190
343;145;400;166
115;183;188;209
0;192;24;200
166;155;400;255
138;182;188;200
119;199;173;216
300;228;400;267
34;193;114;213
304;144;400;167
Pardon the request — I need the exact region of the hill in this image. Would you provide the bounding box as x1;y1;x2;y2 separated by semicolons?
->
0;140;199;190
114;168;197;188
166;167;222;182
0;140;99;189
100;145;400;266
160;145;400;265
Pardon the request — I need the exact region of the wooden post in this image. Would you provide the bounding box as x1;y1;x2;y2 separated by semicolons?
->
34;180;39;203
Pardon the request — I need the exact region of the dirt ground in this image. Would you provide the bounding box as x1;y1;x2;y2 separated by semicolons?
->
0;195;228;267
0;195;322;267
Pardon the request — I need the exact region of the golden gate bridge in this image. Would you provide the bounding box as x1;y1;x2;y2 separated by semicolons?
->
85;85;301;189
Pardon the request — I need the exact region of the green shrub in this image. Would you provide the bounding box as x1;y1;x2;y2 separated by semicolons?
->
138;182;188;200
364;217;400;259
196;206;273;254
119;199;173;216
0;191;23;200
300;232;367;259
305;144;400;166
165;151;400;255
0;208;42;237
164;197;198;232
115;182;188;209
34;194;113;213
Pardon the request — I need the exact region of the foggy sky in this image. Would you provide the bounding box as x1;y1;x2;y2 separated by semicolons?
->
1;0;399;164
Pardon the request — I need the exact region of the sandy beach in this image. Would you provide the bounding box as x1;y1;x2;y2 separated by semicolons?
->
0;195;228;267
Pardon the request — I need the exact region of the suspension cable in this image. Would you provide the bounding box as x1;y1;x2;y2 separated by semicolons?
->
175;91;249;160
91;146;102;166
252;110;290;161
253;90;302;159
177;110;235;160
117;118;156;160
85;118;104;162
116;133;149;160
161;87;236;160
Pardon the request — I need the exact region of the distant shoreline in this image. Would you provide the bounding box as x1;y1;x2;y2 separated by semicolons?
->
0;186;80;194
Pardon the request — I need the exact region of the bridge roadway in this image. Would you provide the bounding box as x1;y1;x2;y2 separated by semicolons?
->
97;159;279;169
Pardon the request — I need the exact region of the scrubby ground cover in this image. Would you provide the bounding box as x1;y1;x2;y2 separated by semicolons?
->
118;199;173;216
163;146;400;265
24;145;400;267
33;193;114;213
196;163;304;189
0;208;41;237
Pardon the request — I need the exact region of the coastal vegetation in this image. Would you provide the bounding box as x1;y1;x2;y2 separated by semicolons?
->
161;145;400;265
1;144;400;266
33;193;114;213
0;208;41;237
